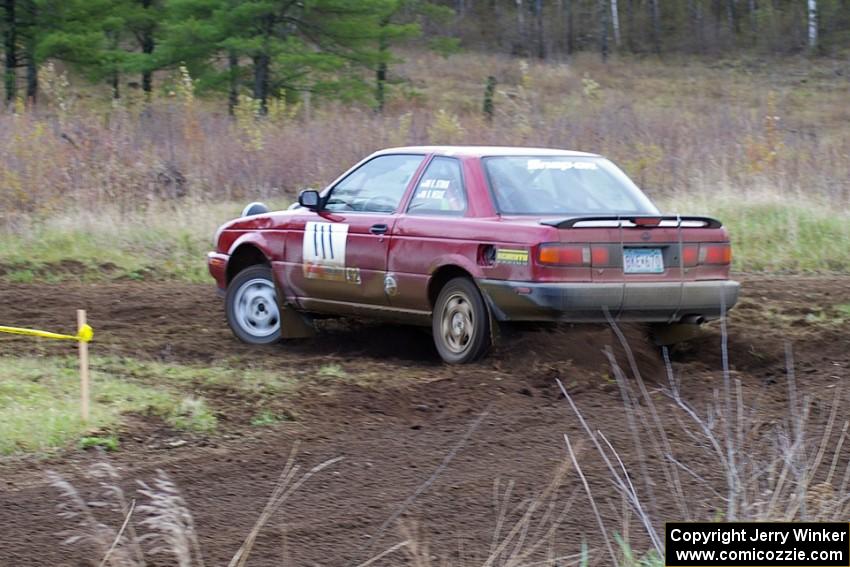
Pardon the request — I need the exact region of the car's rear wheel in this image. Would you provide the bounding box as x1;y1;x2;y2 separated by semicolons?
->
226;265;281;344
432;277;491;364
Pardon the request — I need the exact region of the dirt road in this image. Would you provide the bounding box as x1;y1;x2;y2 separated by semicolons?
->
0;275;848;566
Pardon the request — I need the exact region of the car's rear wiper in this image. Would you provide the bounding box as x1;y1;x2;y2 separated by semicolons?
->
540;215;722;228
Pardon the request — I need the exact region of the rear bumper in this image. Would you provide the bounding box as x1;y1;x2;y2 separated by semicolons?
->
478;279;740;323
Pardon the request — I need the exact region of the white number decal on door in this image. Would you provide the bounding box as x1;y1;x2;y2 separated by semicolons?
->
303;222;359;283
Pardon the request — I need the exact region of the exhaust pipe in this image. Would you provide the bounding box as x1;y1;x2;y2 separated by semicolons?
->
652;316;707;346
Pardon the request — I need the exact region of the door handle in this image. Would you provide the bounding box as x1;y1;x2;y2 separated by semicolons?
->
370;224;388;235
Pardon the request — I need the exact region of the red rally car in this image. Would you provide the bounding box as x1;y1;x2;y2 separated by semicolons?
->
208;146;739;363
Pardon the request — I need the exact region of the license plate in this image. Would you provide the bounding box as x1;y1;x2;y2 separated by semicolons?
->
623;248;664;274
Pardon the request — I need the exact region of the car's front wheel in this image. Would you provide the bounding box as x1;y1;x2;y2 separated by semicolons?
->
432;277;491;364
226;265;281;344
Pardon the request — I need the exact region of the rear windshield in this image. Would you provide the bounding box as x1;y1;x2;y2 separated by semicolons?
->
482;156;659;216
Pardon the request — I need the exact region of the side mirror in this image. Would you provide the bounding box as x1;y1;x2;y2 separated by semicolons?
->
298;189;321;211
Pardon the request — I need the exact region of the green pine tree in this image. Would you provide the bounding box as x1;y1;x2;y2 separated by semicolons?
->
37;0;163;98
3;0;52;103
160;0;413;114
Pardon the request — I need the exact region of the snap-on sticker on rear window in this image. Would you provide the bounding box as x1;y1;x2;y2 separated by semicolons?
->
527;159;598;171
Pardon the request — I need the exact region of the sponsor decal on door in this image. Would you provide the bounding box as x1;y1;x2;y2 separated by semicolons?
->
302;221;360;284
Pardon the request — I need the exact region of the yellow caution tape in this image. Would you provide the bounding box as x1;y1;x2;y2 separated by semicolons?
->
0;324;94;343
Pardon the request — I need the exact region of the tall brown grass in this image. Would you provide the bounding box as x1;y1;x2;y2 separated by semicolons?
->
50;452;344;567
555;315;850;567
2;52;848;226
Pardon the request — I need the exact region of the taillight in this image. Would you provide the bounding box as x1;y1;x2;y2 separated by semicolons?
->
591;246;610;266
682;244;699;267
538;244;590;266
699;243;732;265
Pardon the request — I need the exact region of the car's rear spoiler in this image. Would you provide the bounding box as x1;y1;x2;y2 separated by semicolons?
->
540;215;722;229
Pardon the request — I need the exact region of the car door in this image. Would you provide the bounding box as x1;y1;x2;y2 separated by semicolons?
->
390;156;471;311
285;153;426;308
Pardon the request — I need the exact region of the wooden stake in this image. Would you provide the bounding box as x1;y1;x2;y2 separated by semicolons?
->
78;309;90;422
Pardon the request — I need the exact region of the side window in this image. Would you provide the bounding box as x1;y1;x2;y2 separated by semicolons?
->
407;157;467;215
326;154;424;213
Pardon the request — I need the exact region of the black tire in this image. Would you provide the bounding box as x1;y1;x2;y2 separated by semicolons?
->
225;265;281;345
432;277;491;364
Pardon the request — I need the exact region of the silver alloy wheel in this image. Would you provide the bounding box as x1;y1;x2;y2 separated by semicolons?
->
233;277;280;338
440;292;474;354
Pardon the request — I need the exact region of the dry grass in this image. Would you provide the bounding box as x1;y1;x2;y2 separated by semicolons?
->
2;52;848;217
49;452;344;567
553;316;850;567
